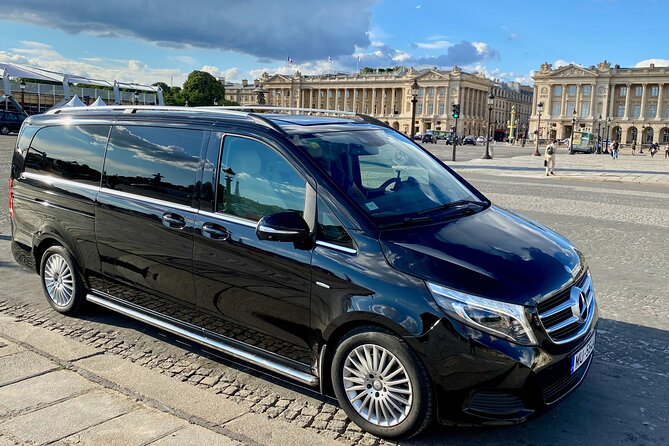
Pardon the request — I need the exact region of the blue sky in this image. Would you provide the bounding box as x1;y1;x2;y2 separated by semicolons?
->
0;0;666;87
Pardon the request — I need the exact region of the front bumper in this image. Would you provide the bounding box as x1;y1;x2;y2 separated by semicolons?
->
407;307;599;424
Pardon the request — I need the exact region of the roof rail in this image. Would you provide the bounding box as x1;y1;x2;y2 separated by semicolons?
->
204;106;390;127
44;105;250;118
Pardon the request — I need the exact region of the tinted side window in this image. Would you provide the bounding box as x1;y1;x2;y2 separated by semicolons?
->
103;126;205;206
217;136;305;221
317;198;352;247
25;125;109;186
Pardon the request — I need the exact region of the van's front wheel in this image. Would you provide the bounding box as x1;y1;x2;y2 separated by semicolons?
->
331;327;434;440
40;246;86;315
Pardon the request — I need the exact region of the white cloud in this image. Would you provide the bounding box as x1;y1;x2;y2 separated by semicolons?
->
466;64;533;86
414;40;451;50
635;58;669;67
200;65;241;82
554;59;580;68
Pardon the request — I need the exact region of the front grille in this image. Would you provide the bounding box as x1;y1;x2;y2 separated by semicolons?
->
465;391;525;416
541;354;593;404
537;271;595;344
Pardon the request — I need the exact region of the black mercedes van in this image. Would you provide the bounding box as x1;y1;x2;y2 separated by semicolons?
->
9;106;598;439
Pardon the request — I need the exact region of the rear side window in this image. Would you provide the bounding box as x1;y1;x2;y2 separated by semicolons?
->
103;125;205;206
25;125;109;186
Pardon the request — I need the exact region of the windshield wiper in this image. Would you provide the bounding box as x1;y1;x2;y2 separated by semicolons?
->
378;215;434;229
416;199;489;215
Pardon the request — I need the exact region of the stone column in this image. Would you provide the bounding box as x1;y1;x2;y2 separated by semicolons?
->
390;88;396;115
624;83;632;118
608;84;616;117
371;88;377;115
657;83;664;119
575;84;581;116
561;86;567;118
545;85;552;118
639;83;647;119
590;84;596;118
325;89;331;110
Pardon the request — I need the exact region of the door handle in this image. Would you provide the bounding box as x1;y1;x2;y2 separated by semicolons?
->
162;212;186;229
201;222;230;240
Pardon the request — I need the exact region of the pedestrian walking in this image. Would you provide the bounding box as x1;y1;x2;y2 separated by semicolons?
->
544;139;557;176
665;143;669;159
611;140;619;159
631;140;636;156
650;143;658;158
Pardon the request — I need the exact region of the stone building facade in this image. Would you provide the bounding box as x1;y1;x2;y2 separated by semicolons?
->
224;67;532;138
530;61;669;145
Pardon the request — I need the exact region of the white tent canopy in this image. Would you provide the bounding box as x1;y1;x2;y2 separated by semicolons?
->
0;62;163;106
62;95;86;107
90;96;107;107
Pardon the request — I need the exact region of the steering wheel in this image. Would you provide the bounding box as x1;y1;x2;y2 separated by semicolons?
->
378;177;402;192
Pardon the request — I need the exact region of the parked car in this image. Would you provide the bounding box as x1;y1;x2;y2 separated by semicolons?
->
10;106;598;440
475;136;485;144
0;110;27;135
421;133;436;144
463;135;476;145
412;132;423;140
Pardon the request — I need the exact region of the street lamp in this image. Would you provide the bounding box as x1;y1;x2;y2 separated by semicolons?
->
596;114;602;153
133;91;139;105
184;100;189;107
410;79;419;139
533;101;543;156
253;84;268;105
214;99;218;106
19;80;26;112
483;92;494;159
570;109;578;153
604;117;611;153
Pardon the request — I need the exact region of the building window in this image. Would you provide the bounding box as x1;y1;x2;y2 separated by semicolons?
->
647;104;657;118
566;102;575;116
553;85;562;96
417;103;423;114
417;88;424;97
427;87;435;97
632;104;641;118
616;105;625;117
635;86;643;97
582;85;591;96
438;87;446;97
665;106;669;118
651;86;659;97
551;103;561;116
580;103;589;117
567;85;576;96
427;103;434;115
619;86;627;97
438;103;445;115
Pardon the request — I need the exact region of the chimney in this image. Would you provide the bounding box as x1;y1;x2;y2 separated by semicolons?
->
242;79;248;87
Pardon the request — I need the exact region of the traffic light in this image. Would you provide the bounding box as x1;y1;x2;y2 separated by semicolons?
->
452;104;460;119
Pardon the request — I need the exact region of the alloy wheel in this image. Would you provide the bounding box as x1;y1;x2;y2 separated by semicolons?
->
43;254;74;306
342;344;413;427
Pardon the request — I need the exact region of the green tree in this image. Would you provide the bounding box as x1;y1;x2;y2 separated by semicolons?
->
152;82;185;106
181;70;225;106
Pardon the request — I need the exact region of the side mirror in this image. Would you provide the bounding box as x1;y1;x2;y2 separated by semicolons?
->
256;211;310;242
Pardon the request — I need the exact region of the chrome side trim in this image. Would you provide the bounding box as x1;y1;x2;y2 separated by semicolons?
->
98;187;194;213
86;293;319;387
22;172;100;192
315;281;330;289
315;240;357;255
258;225;300;235
198;210;257;228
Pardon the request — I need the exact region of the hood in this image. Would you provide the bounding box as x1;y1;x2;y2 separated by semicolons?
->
380;206;583;305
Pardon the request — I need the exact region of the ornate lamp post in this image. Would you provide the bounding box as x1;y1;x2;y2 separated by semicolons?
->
533;101;543;156
596;114;602;153
133;91;139;105
253;84;268;105
410;79;419;139
604;117;611;153
570;109;578;153
19;80;26;112
483;92;494;159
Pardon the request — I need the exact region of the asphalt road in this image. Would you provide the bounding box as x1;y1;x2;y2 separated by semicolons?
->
1;134;667;445
418;140;533;162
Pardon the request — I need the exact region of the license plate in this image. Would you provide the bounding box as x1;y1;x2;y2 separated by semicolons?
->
570;332;596;374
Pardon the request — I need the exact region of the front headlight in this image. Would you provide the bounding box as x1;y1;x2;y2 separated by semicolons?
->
427;282;537;346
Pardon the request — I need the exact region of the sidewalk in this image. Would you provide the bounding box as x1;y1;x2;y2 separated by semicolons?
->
449;150;669;185
0;315;341;446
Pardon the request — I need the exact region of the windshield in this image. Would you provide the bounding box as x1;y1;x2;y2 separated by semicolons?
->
293;127;485;225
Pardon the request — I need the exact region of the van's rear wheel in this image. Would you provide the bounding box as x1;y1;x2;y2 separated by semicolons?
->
0;126;10;135
331;327;434;440
40;246;85;315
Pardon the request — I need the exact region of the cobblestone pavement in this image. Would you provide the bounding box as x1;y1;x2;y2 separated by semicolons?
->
1;135;668;444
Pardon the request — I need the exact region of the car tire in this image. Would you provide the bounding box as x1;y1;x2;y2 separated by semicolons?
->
331;326;434;440
1;126;10;135
39;245;86;315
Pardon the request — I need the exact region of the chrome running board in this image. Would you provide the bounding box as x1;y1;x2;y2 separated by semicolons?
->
86;293;319;387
